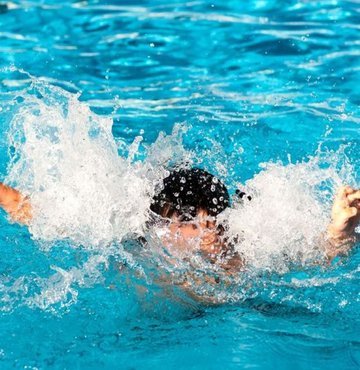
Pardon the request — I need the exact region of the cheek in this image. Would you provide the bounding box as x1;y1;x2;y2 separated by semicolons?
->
169;224;185;239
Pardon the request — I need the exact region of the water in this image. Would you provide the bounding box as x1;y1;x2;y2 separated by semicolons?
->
0;0;359;368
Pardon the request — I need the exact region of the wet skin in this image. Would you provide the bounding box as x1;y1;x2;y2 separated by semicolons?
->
161;210;220;256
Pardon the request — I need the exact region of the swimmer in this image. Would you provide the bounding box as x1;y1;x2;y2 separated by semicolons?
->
0;168;359;264
149;168;243;270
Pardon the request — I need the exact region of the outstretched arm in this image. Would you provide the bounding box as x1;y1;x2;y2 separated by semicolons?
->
0;182;32;224
324;186;360;260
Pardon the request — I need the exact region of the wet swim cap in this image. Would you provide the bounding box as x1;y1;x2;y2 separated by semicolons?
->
150;168;230;219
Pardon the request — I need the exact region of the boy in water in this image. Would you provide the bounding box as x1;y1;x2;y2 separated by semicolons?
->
149;168;360;264
0;168;359;263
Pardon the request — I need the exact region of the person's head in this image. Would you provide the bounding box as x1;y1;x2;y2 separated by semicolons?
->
150;168;230;255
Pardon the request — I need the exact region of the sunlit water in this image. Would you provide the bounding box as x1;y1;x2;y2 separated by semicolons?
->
0;0;359;369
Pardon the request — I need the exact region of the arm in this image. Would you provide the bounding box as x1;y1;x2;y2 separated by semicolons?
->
0;182;32;224
324;186;360;260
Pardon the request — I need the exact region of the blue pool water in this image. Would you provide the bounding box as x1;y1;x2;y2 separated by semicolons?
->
0;0;360;369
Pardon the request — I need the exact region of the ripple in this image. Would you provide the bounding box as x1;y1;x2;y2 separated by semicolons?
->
89;9;269;25
100;32;140;44
0;32;38;42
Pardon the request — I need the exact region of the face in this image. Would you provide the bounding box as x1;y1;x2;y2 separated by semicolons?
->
159;209;220;257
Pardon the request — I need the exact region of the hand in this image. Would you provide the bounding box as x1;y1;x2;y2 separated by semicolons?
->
0;183;32;224
327;186;360;241
9;197;32;224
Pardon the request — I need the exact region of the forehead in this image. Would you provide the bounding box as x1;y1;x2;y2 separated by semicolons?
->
172;208;209;219
170;209;217;226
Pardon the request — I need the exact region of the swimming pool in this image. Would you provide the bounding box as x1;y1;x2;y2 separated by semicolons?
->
0;0;359;368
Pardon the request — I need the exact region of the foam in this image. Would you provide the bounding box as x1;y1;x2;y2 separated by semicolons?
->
6;81;152;247
3;80;357;308
222;157;351;273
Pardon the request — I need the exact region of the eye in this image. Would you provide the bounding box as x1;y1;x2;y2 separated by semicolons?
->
157;218;170;227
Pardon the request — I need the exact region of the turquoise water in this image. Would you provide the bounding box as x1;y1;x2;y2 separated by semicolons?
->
0;0;360;369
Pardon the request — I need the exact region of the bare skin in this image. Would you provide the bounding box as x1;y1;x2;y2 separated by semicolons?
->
0;183;32;224
0;182;359;260
161;210;221;257
325;186;360;259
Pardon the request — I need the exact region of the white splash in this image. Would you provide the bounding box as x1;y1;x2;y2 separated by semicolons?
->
223;154;355;273
6;82;153;247
2;79;357;309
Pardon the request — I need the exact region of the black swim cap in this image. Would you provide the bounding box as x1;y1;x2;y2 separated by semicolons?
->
150;168;230;219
